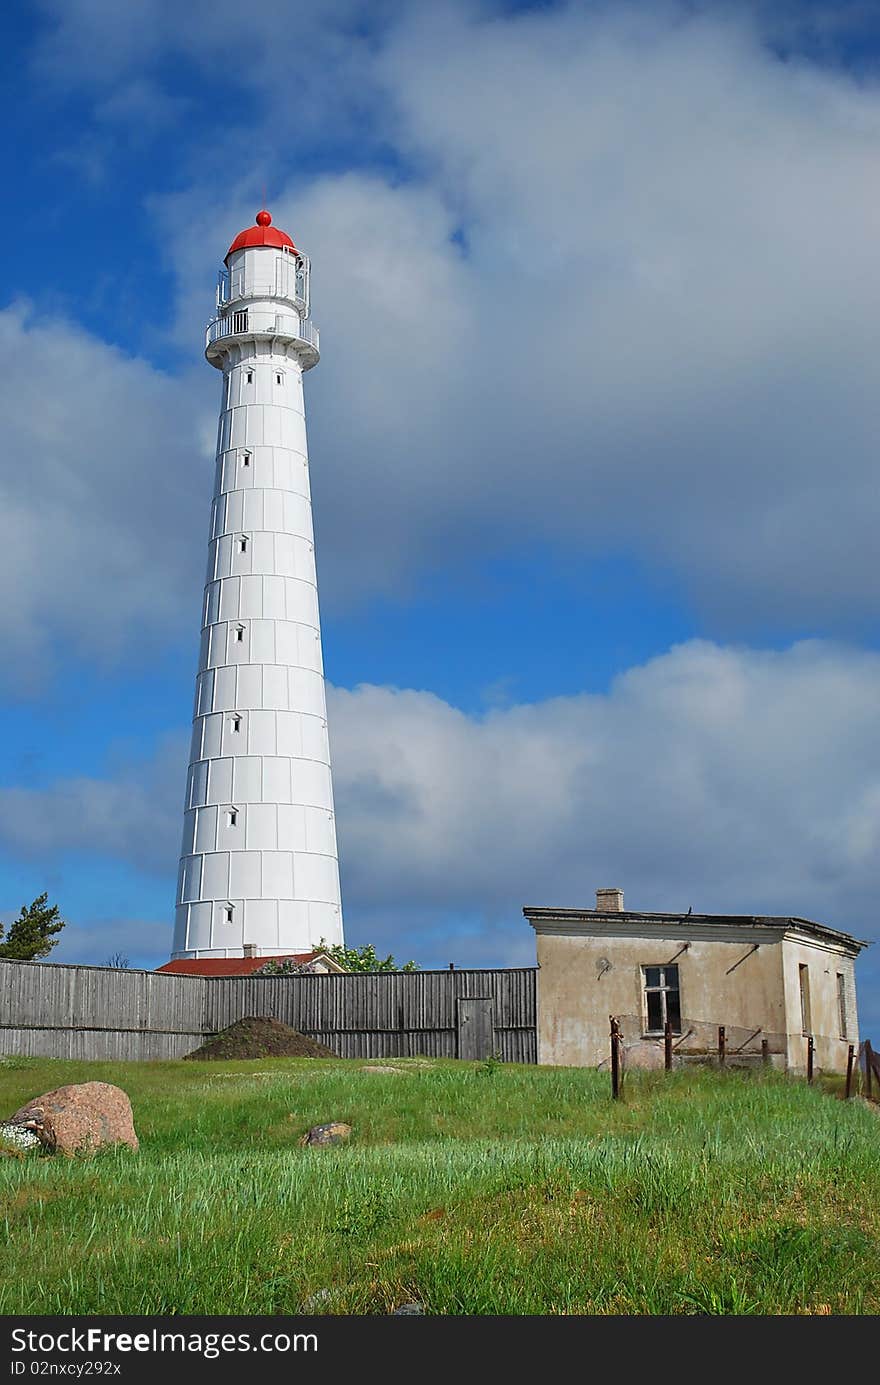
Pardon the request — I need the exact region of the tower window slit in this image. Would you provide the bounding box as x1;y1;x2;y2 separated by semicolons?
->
224;904;234;925
234;625;245;643
238;535;248;553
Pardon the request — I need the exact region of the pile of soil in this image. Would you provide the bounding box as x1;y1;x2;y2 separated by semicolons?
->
184;1017;336;1061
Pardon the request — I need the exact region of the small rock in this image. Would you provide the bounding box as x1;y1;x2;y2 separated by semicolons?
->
5;1082;138;1155
298;1122;352;1148
300;1288;336;1312
392;1303;425;1315
0;1122;41;1152
622;1040;666;1071
598;1040;665;1072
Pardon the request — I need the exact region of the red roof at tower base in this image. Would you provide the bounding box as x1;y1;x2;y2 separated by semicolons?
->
156;951;343;977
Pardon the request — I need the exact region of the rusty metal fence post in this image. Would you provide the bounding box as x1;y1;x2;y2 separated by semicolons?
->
867;1040;874;1100
664;1019;673;1072
807;1034;814;1084
761;1038;769;1067
718;1025;726;1065
845;1044;855;1099
610;1016;622;1100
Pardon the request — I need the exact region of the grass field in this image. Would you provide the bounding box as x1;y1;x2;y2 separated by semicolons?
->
1;1054;878;1315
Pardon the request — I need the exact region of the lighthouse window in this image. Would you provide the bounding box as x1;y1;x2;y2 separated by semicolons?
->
227;808;238;828
246;371;254;384
231;714;242;733
234;625;245;643
241;453;251;468
238;535;248;553
224;904;234;925
275;372;283;385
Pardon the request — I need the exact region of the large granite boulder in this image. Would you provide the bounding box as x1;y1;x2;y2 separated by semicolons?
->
6;1082;138;1155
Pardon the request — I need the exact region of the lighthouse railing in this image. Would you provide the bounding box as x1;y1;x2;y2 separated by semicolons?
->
205;313;319;353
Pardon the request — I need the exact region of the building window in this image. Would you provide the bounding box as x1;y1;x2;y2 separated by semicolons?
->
837;972;847;1040
227;807;238;828
224;903;234;925
643;964;681;1034
238;534;248;553
241;452;251;468
799;964;812;1035
275;372;283;385
246;370;254;384
230;714;242;733
234;625;245;643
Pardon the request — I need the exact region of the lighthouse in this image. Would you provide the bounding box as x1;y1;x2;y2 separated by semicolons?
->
172;210;344;960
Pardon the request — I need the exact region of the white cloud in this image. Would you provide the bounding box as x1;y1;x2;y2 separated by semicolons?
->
137;2;880;628
7;639;876;1014
0;305;213;680
10;4;880;636
329;640;880;925
327;636;880;1022
0;732;185;875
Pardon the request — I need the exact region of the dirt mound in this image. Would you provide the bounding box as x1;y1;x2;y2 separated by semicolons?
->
184;1017;336;1061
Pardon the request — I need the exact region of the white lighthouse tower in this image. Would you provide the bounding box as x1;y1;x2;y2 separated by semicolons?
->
172;210;344;959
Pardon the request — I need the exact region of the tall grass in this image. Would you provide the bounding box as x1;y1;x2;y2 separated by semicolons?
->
1;1057;878;1314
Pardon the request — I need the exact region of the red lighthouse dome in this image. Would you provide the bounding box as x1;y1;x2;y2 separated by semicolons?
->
225;210;297;261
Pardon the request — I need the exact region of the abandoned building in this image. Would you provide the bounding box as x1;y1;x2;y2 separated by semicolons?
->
526;888;867;1073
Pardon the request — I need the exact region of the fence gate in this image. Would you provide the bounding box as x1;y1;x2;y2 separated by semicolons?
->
457;997;495;1059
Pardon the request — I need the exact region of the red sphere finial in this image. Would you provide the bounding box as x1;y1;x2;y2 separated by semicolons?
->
256;209;272;227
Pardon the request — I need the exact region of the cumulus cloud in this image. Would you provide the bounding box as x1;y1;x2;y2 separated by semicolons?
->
329;640;880;925
0;305;212;680
0;732;186;875
143;2;880;629
6;640;877;1014
10;3;880;639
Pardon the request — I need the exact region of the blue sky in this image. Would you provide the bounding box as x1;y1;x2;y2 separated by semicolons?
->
2;0;880;1030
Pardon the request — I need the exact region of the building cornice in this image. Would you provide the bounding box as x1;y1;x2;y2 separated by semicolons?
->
523;908;868;956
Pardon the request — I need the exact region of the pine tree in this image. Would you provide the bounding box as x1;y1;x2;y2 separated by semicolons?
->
0;893;66;961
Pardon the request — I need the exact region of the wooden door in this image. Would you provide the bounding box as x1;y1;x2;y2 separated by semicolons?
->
457;997;495;1060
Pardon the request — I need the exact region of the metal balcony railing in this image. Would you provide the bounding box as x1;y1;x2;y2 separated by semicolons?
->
206;313;320;353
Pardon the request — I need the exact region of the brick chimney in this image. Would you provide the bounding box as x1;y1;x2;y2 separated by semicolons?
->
242;944;259;957
596;888;624;913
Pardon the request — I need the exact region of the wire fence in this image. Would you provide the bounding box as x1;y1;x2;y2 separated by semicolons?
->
610;1014;786;1061
606;1012;869;1101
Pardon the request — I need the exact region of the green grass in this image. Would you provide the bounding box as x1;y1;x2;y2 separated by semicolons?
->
1;1055;878;1315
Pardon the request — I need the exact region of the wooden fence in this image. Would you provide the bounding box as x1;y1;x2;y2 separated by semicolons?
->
861;1039;880;1100
0;959;537;1063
